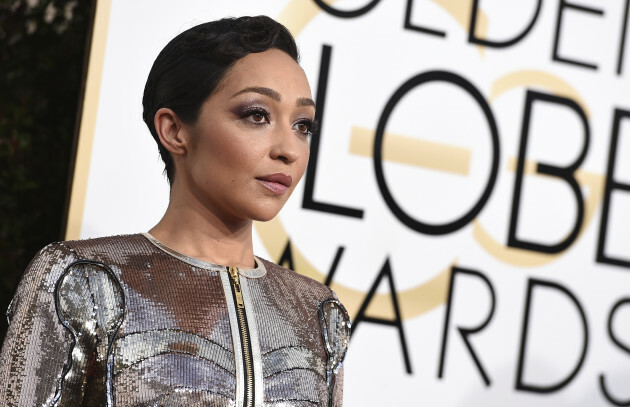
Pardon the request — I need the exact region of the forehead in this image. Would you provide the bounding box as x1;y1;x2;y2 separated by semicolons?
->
217;49;312;97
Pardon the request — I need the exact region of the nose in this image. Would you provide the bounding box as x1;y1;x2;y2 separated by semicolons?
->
270;126;301;164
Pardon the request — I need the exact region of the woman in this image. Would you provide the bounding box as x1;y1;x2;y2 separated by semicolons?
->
0;16;350;406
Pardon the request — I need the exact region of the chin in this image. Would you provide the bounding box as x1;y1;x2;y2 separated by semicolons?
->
251;205;285;222
253;212;281;223
248;200;288;223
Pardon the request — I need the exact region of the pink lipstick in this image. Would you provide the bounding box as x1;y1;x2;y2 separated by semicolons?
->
256;173;293;195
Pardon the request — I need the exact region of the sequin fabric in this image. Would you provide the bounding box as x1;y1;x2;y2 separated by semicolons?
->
319;300;351;407
0;234;350;406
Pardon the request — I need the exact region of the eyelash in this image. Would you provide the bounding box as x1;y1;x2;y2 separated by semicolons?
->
294;118;318;137
241;107;270;125
241;107;318;137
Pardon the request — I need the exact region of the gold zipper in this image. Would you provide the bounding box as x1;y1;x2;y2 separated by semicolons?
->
228;266;254;407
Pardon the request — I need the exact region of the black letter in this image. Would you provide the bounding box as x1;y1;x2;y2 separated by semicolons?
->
313;0;380;18
508;91;589;253
303;45;364;219
438;267;496;386
553;0;603;70
373;70;500;235
404;0;446;37
618;0;630;74
597;109;630;268
515;279;588;393
469;0;542;47
352;258;412;374
599;298;630;406
324;246;344;286
277;240;295;270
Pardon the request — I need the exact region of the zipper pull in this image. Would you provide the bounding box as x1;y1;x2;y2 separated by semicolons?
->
229;266;245;309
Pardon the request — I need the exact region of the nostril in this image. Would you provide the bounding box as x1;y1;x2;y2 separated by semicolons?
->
277;154;292;164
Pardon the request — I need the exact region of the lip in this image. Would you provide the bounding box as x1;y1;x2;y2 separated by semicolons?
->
256;173;293;195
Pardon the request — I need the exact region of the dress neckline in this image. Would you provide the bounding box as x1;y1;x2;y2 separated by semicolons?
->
141;232;267;278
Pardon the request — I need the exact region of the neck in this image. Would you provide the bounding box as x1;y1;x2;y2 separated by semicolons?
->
149;184;255;269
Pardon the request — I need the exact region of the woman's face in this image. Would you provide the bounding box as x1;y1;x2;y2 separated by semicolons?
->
179;49;314;225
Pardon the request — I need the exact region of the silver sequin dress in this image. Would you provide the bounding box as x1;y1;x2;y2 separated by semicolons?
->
0;233;350;406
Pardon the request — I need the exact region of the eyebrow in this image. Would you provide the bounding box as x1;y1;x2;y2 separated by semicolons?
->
233;86;315;108
296;97;315;108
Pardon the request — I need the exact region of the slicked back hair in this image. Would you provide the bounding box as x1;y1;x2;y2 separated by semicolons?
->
142;16;299;186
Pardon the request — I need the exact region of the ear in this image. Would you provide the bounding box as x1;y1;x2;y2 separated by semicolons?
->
154;107;188;155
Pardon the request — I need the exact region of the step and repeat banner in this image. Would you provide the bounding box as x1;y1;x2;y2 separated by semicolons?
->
67;0;630;405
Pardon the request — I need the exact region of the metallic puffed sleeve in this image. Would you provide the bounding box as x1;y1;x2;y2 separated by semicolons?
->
0;245;125;407
0;243;76;406
319;298;351;407
53;260;124;406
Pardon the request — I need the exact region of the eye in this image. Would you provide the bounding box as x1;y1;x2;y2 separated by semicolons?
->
293;118;318;137
251;112;265;123
242;107;270;125
296;122;309;133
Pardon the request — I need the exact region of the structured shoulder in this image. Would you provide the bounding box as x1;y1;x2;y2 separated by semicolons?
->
11;235;141;305
60;233;151;260
257;257;337;299
28;241;76;268
6;241;77;324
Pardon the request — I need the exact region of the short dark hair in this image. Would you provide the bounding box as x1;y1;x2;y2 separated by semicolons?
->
142;16;299;186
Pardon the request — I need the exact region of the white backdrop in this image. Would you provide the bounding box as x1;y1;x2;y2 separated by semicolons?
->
67;0;630;405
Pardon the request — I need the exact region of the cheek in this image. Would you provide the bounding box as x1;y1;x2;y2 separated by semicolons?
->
206;136;254;170
228;137;262;161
